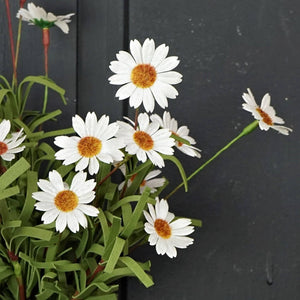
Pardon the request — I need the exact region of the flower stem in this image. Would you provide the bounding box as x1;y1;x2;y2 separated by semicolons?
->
165;121;258;200
42;28;49;114
4;0;17;87
97;155;131;187
134;108;139;130
8;251;25;300
12;18;23;90
20;0;27;8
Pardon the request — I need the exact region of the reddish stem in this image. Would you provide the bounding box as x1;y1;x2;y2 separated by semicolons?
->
97;164;120;186
86;260;105;285
71;261;105;299
20;0;27;8
4;0;17;83
42;28;50;76
134;108;139;130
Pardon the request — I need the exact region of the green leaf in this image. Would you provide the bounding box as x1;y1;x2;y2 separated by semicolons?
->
109;195;155;212
0;157;30;190
104;237;125;273
0;186;20;201
19;171;38;223
97;209;109;246
170;133;191;146
87;244;105;257
119;257;153;288
121;188;151;239
0;266;14;281
40;127;75;140
9;227;53;250
18;75;66;113
161;154;188;192
103;217;122;261
29;109;62;132
73;282;118;299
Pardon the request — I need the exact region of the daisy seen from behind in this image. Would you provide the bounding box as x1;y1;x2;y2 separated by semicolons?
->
0;119;26;161
143;198;194;258
119;165;166;194
151;111;201;158
116;113;175;168
109;38;182;112
242;88;292;135
33;170;99;233
17;2;74;33
54;112;124;175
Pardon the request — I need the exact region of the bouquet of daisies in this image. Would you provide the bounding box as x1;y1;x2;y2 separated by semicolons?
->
0;2;292;300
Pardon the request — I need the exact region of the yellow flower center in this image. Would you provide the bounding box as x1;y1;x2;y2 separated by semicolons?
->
256;108;273;126
154;219;172;239
131;64;157;88
77;136;102;157
0;142;8;155
133;131;154;150
54;190;78;212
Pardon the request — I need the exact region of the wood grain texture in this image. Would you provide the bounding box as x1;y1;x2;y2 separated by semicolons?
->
126;1;300;299
77;0;125;121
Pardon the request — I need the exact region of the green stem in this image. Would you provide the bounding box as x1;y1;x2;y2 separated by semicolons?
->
165;121;258;200
8;251;25;300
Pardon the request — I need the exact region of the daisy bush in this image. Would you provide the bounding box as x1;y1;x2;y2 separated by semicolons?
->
0;2;292;300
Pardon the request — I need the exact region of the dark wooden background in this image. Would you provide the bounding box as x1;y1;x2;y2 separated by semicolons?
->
1;1;300;299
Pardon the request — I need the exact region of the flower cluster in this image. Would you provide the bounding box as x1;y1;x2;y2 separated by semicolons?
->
0;2;292;299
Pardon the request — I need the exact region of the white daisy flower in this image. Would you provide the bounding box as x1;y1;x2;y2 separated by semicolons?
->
242;88;292;135
109;38;182;112
143;198;194;258
17;2;74;34
116;113;175;168
151;111;201;158
54;112;124;175
119;165;165;194
0;119;26;161
33;170;99;233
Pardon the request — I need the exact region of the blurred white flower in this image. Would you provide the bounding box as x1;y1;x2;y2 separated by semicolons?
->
0;119;26;161
119;165;165;194
151;111;201;158
109;38;182;112
33;170;98;233
17;2;74;33
143;198;194;258
54;112;124;175
242;88;292;135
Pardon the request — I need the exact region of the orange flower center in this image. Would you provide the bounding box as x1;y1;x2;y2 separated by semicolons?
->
130;173;146;186
154;219;172;239
54;190;78;212
78;136;102;157
0;142;8;155
256;108;273;126
131;64;157;88
171;131;183;147
133;131;154;150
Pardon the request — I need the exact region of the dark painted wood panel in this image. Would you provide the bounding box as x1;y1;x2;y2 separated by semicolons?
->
127;1;300;299
77;0;125;121
0;0;77;128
